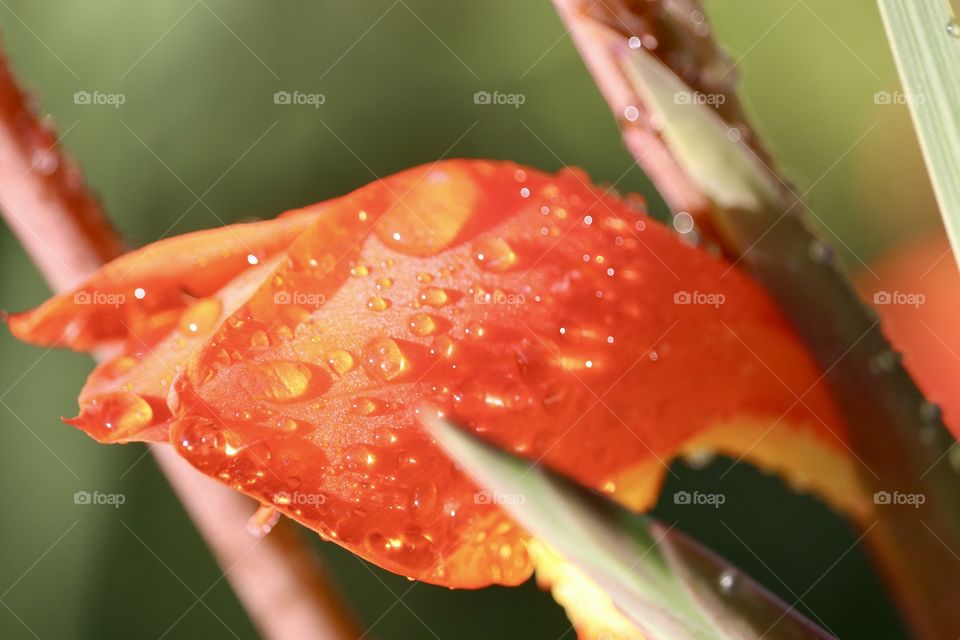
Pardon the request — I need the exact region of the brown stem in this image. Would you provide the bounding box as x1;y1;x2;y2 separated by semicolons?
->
554;1;960;637
0;48;361;640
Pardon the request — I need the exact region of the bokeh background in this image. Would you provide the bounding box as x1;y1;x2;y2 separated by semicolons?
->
0;1;947;638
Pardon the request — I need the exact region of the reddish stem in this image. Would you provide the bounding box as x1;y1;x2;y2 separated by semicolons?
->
0;48;360;640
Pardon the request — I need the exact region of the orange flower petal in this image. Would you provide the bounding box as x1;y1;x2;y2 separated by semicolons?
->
7;206;324;350
157;160;852;586
8;207;325;443
65;258;283;442
8;160;858;587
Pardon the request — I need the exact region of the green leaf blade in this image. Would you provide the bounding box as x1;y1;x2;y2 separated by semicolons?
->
420;411;834;640
878;0;960;269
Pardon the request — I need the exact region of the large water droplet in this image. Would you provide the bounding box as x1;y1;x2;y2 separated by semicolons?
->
472;237;518;272
374;427;399;446
326;350;356;376
410;482;438;521
344;444;377;469
430;335;456;358
419;287;449;307
251;361;327;402
363;338;410;381
367;296;391;312
408;313;438;337
72;392;153;440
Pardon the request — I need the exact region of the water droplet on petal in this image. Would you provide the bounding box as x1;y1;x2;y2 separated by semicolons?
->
251;361;327;402
70;392;154;440
367;296;391;312
351;397;380;416
374;427;399;446
276;417;299;432
430;335;456;358
419;287;449;307
472;237;518;272
363;338;410;381
408;312;438;337
326;350;355;376
948;19;960;38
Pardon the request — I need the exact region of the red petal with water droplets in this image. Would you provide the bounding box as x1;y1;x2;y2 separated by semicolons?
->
8;206;324;350
8;159;856;587
7;207;324;442
164;160;851;587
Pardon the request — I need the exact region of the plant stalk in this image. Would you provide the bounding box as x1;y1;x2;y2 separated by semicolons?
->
553;1;960;637
0;48;360;640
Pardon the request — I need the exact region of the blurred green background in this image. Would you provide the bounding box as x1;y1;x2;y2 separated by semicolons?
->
0;1;945;638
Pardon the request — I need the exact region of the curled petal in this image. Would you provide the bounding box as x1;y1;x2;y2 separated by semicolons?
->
7;206;324;350
8;207;324;442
